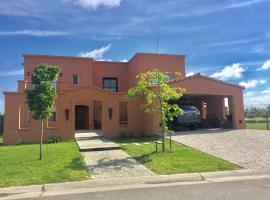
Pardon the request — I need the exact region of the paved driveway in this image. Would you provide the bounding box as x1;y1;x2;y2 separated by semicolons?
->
172;129;270;169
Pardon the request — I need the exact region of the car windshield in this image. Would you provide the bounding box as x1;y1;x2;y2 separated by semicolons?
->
180;105;199;111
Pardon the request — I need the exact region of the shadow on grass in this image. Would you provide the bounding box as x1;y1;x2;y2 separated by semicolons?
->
87;157;143;171
64;157;87;171
133;151;157;165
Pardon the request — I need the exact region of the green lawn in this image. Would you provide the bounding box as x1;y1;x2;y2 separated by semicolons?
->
246;123;269;130
114;138;238;175
0;135;2;145
0;141;89;187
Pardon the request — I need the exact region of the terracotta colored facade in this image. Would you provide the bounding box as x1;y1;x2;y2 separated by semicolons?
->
3;53;246;144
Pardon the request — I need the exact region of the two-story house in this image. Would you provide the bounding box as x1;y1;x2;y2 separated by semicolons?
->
3;53;245;144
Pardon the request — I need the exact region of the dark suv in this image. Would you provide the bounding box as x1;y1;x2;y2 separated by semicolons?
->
176;105;201;130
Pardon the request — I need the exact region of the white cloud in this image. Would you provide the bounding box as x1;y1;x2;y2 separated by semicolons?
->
0;69;24;76
257;60;270;71
186;72;195;77
244;91;270;108
210;63;246;80
119;59;127;62
262;88;270;94
203;38;258;48
0;30;69;37
78;44;111;60
239;79;266;89
169;0;270;18
64;0;122;10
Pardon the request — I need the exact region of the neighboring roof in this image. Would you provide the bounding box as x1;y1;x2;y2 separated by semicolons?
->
169;73;245;89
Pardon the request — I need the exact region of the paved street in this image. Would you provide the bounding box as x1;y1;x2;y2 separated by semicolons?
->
26;178;270;200
172;129;270;169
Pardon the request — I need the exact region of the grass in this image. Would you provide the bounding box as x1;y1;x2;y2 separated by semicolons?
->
245;117;266;121
0;141;89;188
0;135;2;145
114;137;238;175
246;123;269;130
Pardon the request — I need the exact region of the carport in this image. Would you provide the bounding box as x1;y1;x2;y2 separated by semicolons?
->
169;73;245;129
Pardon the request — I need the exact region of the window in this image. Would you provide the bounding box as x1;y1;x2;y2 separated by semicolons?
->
26;106;32;123
72;74;78;85
49;106;56;121
119;102;128;125
103;77;118;92
52;80;57;88
167;72;175;81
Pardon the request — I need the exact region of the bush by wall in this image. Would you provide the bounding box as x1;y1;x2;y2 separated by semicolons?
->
48;135;62;144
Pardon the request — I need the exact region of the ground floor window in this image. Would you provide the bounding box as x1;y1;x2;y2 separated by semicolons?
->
49;106;56;121
119;102;128;125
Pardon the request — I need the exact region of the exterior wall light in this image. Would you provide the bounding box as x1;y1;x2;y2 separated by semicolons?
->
108;108;113;120
65;109;69;121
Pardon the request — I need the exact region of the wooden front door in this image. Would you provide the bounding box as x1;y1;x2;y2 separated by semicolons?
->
75;105;89;130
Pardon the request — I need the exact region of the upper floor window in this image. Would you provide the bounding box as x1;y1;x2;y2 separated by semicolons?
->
49;106;56;121
26;106;32;123
167;72;175;81
52;80;57;88
103;77;118;92
72;74;78;85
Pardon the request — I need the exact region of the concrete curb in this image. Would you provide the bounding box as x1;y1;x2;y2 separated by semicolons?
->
1;169;270;199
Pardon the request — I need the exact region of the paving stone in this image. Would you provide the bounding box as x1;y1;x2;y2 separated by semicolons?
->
75;130;155;180
83;150;155;180
171;129;270;169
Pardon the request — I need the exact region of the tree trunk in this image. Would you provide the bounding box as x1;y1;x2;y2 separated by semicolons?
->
158;75;165;152
40;120;44;160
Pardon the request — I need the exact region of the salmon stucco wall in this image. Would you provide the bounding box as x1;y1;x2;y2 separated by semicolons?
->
3;53;245;145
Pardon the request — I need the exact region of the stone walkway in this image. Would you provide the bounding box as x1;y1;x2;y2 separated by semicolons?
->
172;129;270;169
75;130;155;180
75;131;120;151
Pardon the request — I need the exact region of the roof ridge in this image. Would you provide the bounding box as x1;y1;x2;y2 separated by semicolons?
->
168;73;244;89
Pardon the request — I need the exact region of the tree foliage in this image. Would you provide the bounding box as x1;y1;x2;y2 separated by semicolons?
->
245;106;270;118
25;64;60;160
26;65;60;120
127;69;185;151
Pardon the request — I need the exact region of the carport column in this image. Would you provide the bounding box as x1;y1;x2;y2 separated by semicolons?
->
231;93;246;129
206;96;226;121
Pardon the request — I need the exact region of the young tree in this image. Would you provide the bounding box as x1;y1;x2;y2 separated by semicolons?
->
127;69;185;152
26;64;60;160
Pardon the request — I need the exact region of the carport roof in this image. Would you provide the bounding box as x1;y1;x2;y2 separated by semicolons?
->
169;73;245;89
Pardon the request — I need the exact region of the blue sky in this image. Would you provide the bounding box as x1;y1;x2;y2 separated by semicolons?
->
0;0;270;113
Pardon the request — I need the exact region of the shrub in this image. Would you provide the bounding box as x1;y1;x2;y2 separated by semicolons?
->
16;140;25;145
117;129;134;139
48;135;62;144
